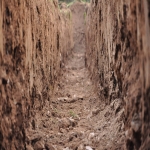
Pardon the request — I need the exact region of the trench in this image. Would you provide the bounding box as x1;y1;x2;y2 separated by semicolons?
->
23;2;125;150
0;0;150;150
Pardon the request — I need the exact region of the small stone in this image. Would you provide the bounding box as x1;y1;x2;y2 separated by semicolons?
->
77;144;84;150
86;146;93;150
92;109;100;116
131;120;141;132
72;131;82;140
45;143;56;150
104;111;110;117
7;79;10;84
121;122;124;130
69;118;77;127
63;147;70;150
34;140;45;150
60;128;66;133
26;145;34;150
88;132;95;140
125;129;132;139
69;98;77;103
131;113;141;132
58;118;71;129
57;97;68;102
26;133;42;142
58;132;62;136
125;130;129;137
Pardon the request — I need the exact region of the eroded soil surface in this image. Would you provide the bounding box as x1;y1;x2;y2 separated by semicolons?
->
26;2;125;150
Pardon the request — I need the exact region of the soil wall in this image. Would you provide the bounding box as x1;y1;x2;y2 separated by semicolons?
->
0;0;73;149
86;0;150;149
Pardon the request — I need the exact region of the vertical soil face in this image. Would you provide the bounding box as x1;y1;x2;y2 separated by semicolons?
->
86;0;150;149
0;0;73;149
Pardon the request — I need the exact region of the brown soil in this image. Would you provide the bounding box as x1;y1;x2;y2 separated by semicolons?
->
1;0;150;150
86;1;150;149
26;2;125;150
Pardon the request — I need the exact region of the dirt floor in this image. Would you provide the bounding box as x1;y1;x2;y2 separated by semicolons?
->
26;2;125;150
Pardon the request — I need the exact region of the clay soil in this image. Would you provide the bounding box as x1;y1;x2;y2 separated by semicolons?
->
26;2;125;150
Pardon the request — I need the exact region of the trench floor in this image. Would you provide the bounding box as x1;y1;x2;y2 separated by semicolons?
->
26;49;125;150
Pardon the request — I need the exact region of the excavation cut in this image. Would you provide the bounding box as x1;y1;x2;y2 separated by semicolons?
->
26;2;125;150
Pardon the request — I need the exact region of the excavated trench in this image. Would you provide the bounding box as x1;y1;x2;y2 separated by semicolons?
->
0;0;150;150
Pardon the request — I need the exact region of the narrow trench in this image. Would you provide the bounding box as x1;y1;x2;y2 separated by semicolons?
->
26;2;125;150
1;0;150;150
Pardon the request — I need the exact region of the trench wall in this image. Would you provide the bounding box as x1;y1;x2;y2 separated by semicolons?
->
86;0;150;149
0;0;73;149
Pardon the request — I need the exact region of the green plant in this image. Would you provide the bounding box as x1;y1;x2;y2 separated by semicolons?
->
69;110;76;118
54;108;58;113
67;1;75;7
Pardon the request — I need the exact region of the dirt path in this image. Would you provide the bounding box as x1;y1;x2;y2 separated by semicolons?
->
26;2;125;150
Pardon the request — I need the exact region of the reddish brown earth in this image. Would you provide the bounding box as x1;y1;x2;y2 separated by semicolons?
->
0;0;150;150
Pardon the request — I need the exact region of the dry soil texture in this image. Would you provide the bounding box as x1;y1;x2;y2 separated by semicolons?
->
86;0;150;149
0;0;73;149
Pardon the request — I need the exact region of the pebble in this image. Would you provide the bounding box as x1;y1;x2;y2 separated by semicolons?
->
58;118;71;128
77;144;84;150
131;113;141;132
63;147;70;150
92;109;100;116
131;120;141;132
33;140;45;150
125;129;132;140
88;132;95;140
60;128;66;133
45;143;56;150
86;146;93;150
26;145;34;150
